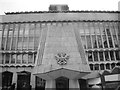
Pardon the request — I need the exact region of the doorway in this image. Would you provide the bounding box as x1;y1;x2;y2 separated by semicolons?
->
17;71;31;90
56;77;69;90
2;71;13;89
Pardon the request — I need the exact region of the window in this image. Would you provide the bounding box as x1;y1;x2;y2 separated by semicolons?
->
11;54;16;64
29;24;35;36
89;64;94;70
106;63;110;70
92;35;97;48
23;37;28;50
99;51;104;61
17;37;22;50
17;54;22;64
22;54;28;64
100;64;105;70
93;52;98;61
113;35;118;48
97;35;103;48
87;52;93;62
110;51;115;61
103;35;108;48
28;53;33;64
104;51;110;61
5;54;10;64
3;25;8;36
11;37;17;50
115;51;120;60
94;64;99;70
111;63;115;69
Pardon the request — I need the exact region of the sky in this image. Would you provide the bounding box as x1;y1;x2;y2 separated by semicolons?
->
0;0;120;15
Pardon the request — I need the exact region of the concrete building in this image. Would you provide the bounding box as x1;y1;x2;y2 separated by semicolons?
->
0;4;120;90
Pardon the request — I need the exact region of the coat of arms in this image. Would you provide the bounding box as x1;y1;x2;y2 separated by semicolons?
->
55;52;70;65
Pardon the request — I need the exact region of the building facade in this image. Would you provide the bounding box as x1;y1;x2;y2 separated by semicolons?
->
0;4;120;90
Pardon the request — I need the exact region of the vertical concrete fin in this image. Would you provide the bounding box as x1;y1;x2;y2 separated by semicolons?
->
74;24;88;64
35;24;48;66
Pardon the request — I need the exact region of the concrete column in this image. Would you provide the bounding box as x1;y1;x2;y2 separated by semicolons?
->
69;79;80;89
45;79;56;89
30;74;36;89
12;72;17;89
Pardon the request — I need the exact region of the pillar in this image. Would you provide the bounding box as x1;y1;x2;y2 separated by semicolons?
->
69;79;80;89
30;74;36;89
12;72;17;89
45;79;56;89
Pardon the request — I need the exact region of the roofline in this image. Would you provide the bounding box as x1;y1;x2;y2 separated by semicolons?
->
5;10;120;15
1;20;120;24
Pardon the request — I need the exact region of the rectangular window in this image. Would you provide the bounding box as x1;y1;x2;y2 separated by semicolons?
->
29;37;34;50
28;53;33;64
11;54;16;64
103;35;108;48
92;35;97;48
93;52;98;61
5;54;10;64
115;51;120;60
104;51;110;61
23;37;28;50
22;54;28;64
87;52;93;62
17;37;22;50
16;54;22;64
3;25;8;36
110;51;115;61
99;51;104;61
6;37;11;50
97;35;103;48
24;24;29;36
29;24;35;36
11;37;17;50
113;35;118;48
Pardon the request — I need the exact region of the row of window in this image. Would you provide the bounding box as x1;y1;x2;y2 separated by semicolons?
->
1;23;43;50
0;22;119;51
0;53;36;64
79;22;119;49
89;63;120;70
87;51;120;62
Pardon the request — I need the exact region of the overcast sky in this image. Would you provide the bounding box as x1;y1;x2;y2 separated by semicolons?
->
0;0;120;15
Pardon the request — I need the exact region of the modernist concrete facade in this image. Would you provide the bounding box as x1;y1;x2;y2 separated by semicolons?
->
0;4;120;90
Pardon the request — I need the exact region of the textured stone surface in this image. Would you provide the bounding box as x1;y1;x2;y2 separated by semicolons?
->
34;22;90;75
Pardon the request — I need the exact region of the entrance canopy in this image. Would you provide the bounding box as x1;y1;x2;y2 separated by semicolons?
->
34;68;90;80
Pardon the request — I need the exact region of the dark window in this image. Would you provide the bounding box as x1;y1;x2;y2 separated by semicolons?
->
99;51;104;61
94;64;99;70
110;51;115;61
106;64;110;70
100;64;105;70
115;51;120;60
93;52;98;61
104;51;109;61
111;63;115;69
89;64;94;70
88;52;93;62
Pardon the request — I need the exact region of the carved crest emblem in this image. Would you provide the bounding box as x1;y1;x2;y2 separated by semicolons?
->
55;52;70;65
